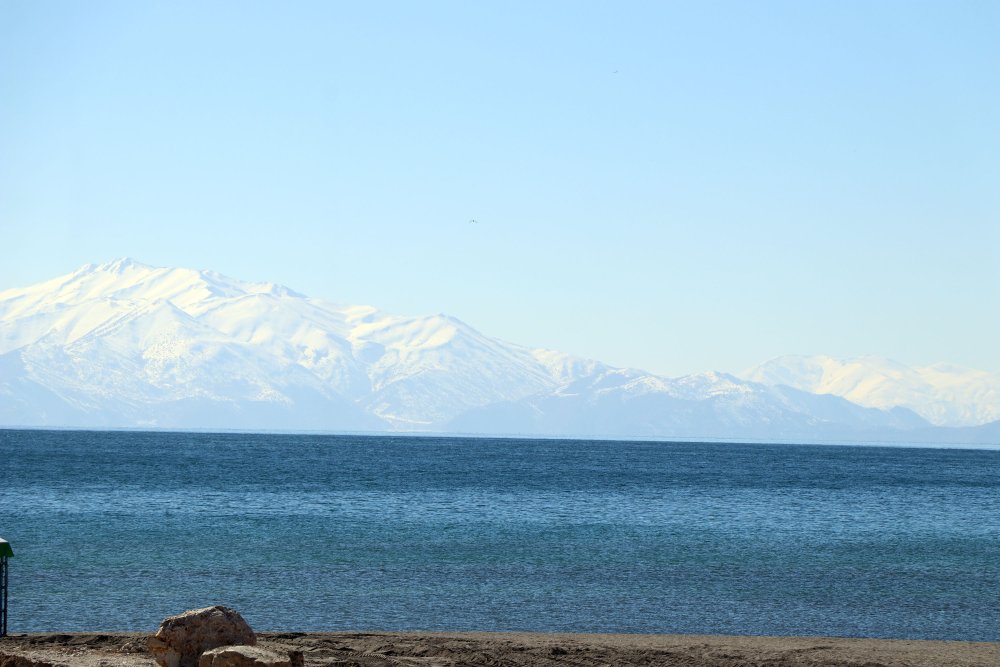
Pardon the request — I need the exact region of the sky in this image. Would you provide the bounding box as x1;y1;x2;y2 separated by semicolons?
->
1;1;998;376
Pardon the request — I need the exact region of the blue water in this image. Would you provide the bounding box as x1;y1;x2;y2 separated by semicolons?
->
1;429;998;640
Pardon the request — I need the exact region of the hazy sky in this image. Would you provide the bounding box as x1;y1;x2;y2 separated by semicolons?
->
1;1;998;376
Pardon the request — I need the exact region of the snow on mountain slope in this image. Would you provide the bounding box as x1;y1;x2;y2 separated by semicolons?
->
450;368;927;438
0;259;600;430
742;355;1000;427
347;312;578;425
0;259;954;439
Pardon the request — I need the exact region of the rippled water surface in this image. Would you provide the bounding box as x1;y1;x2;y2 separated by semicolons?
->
1;430;998;639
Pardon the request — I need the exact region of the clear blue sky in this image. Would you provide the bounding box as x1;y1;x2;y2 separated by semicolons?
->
1;1;998;375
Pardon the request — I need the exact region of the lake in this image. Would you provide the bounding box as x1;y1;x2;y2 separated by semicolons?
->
1;429;998;639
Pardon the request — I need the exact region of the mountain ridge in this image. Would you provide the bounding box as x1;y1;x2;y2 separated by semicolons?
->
1;259;994;443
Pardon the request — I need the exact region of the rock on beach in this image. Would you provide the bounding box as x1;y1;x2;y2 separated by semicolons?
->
198;646;295;667
148;606;256;667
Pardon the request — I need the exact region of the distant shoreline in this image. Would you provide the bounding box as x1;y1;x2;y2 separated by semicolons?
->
3;426;999;451
2;631;1000;667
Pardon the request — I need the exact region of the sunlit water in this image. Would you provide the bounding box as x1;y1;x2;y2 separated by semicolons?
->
1;429;998;639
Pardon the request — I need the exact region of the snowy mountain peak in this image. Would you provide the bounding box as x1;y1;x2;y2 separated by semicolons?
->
3;260;311;318
96;257;152;274
742;354;1000;427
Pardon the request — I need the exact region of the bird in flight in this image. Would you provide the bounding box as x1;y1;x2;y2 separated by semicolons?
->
468;219;478;224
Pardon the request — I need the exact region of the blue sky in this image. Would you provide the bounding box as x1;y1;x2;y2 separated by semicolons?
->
1;1;998;375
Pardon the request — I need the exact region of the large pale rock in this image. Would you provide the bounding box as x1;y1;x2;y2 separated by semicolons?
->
149;606;257;667
199;646;295;667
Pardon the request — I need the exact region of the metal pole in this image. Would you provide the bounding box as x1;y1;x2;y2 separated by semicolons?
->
0;555;7;637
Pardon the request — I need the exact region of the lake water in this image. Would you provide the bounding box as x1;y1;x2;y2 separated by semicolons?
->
1;429;998;640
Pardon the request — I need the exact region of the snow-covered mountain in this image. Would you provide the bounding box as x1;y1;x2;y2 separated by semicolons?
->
0;259;984;441
0;259;583;431
742;355;1000;427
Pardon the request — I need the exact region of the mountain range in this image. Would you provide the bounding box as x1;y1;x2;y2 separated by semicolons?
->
1;259;997;444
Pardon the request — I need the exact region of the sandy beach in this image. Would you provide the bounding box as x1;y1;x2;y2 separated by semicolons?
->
2;631;1000;667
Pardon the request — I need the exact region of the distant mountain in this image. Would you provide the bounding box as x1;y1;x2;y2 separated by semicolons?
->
742;355;1000;427
448;368;928;440
0;259;990;443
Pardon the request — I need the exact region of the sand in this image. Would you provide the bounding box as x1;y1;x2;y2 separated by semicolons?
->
2;631;1000;667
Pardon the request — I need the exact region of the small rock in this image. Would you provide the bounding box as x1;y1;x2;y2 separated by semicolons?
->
148;606;256;667
118;639;145;654
198;646;291;667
